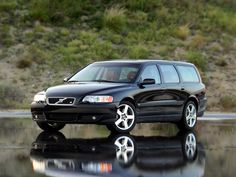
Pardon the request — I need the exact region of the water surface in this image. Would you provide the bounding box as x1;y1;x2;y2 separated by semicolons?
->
0;118;235;177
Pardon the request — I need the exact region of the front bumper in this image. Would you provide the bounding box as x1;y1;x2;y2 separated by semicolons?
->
31;102;119;124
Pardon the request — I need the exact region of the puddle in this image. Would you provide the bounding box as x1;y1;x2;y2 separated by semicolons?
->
0;118;235;177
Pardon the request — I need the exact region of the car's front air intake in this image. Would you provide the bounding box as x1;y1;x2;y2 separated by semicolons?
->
47;97;75;106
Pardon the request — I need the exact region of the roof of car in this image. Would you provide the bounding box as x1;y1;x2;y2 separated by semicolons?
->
94;59;194;66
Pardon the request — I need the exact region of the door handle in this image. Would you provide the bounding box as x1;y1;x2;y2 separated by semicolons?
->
181;87;185;91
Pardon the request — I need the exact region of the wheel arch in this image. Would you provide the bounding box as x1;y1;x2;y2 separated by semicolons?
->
120;97;136;107
185;96;199;111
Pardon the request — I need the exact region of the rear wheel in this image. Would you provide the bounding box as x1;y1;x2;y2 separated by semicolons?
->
107;101;136;133
177;101;197;130
36;121;65;131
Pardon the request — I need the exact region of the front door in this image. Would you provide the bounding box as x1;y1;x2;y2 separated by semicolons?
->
134;64;166;117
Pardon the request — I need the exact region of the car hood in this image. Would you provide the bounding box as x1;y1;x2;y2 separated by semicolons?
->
46;82;131;97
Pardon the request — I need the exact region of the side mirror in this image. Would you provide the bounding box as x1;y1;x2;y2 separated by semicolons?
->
140;78;155;86
63;77;69;82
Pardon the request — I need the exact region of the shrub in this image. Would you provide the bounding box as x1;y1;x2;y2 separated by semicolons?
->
103;5;126;33
175;25;190;40
78;31;98;45
128;44;150;59
90;40;120;60
17;46;52;65
215;58;228;67
16;58;32;69
186;51;207;71
0;0;17;11
100;29;123;44
128;11;148;27
190;35;205;49
0;25;13;47
0;84;24;108
126;0;160;11
220;95;236;110
28;0;87;23
208;6;236;35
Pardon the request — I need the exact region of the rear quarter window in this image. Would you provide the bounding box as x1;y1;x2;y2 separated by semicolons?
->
176;65;199;82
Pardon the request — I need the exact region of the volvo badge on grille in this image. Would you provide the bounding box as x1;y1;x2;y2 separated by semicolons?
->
55;98;67;104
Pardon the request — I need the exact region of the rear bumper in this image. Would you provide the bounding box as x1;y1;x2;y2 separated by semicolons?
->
198;96;207;114
31;102;119;124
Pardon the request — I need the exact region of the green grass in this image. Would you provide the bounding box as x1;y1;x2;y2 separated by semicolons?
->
0;24;14;47
208;6;236;35
128;44;150;59
0;0;17;11
28;0;89;23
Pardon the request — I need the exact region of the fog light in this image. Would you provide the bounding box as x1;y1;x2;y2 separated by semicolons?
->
92;116;96;120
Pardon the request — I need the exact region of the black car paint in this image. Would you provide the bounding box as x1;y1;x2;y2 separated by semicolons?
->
31;60;207;124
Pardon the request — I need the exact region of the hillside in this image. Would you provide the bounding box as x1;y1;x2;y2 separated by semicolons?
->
0;0;236;111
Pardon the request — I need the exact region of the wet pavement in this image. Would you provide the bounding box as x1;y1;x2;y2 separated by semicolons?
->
0;118;235;177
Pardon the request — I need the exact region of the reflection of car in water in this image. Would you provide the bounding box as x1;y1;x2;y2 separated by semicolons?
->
30;131;205;177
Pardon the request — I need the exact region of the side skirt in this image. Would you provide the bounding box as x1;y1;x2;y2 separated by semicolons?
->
136;114;182;123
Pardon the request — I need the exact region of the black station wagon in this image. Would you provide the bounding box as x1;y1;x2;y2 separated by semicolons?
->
31;60;207;133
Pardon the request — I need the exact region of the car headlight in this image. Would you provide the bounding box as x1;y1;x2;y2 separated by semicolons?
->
82;95;113;103
33;91;46;102
31;159;45;173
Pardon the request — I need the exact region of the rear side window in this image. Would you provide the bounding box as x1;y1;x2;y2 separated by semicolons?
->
159;65;180;83
176;65;199;82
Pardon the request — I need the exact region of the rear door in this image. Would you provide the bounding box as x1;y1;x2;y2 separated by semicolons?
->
158;64;187;116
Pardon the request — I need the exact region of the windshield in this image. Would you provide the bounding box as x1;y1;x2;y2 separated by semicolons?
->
69;63;140;83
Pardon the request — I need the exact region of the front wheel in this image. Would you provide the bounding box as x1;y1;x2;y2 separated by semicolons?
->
36;121;65;132
107;101;136;133
177;101;197;130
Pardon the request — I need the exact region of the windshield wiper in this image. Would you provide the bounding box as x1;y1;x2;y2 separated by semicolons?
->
92;79;115;83
67;80;79;83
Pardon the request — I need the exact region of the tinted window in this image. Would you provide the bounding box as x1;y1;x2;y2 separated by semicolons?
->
140;65;161;84
69;64;140;83
176;65;199;82
159;65;179;83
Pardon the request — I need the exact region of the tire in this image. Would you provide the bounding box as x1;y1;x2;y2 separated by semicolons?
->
177;101;197;130
107;101;136;133
36;121;65;132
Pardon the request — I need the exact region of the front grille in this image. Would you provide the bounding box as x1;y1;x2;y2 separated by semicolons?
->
47;97;75;106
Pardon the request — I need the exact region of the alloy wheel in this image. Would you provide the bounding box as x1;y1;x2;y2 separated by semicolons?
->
185;103;197;128
115;104;135;131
